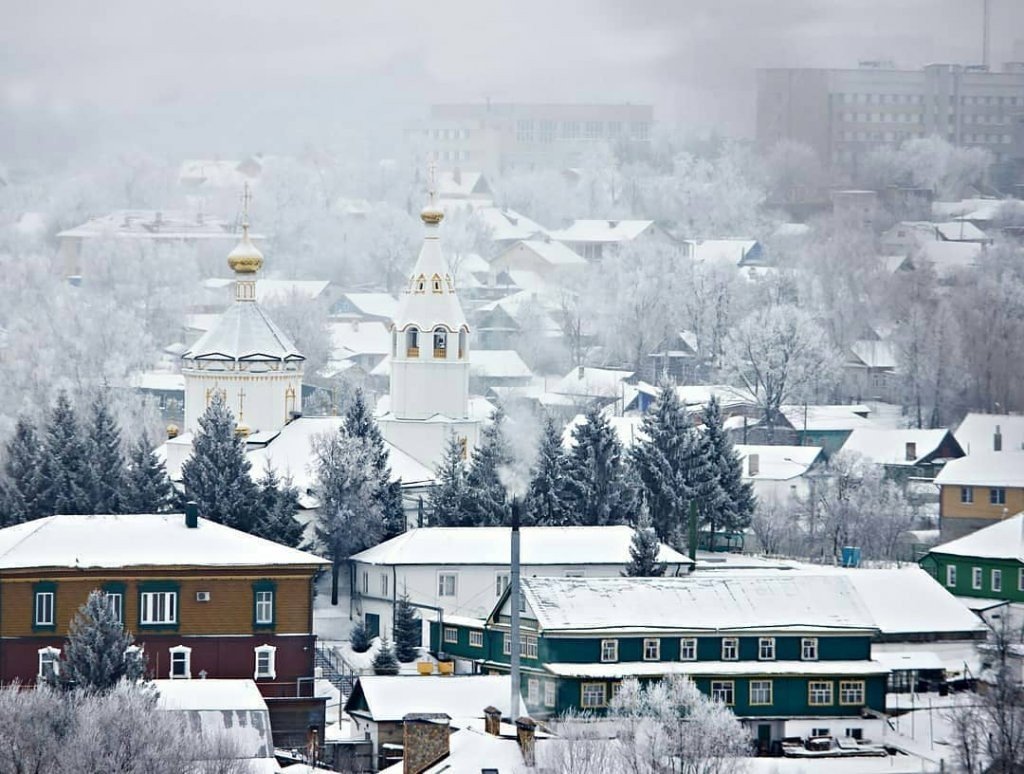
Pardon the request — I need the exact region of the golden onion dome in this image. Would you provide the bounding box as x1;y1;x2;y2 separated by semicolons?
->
166;423;180;439
420;204;444;226
227;227;264;274
235;421;251;438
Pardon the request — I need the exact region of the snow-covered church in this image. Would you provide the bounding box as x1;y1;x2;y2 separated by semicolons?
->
161;187;482;517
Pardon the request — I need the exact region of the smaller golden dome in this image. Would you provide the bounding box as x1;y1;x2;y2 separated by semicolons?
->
227;227;264;274
166;423;180;439
420;205;444;226
235;421;251;438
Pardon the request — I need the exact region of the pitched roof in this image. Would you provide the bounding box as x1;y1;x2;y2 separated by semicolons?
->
474;207;548;242
848;340;898;370
57;210;250;241
336;293;399;320
0;513;328;571
201;278;329;304
183;300;304;362
734;445;823;481
503;239;586;267
955;413;1024;455
928;512;1024;561
688;238;759;266
780;404;873;432
562;414;646;450
350;525;689;567
344;675;517;722
549;219;655;243
517;575;877;634
469;349;533;379
329;321;392;358
840;428;958;466
552;366;633;397
933;451;1024;488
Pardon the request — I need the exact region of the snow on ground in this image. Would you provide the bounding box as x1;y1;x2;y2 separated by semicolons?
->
313;569;355;642
746;754;941;773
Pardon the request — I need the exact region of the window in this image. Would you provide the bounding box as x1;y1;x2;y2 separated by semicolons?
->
600;639;619;663
469;631;483;648
812;727;831;738
643;639;660;661
528;679;540;705
839;680;864;706
721;638;738;660
34;590;55;628
581;682;607;708
680;637;697;661
973;567;983;590
254;588;274;626
802;638;818;661
711;681;735;705
254;645;276;680
361;572;369;594
380;574;389;597
544;681;556;708
523;635;538;659
169;646;191;679
444;627;458;644
990;488;1007;505
809;681;834;706
993;569;1003;593
496;574;510;598
105;592;124;625
516;119;534;143
750;680;773;706
947;565;957;587
961;486;974;504
1019;567;1024;592
759;637;776;661
503;634;511;656
406;328;419;357
37;647;60;680
438;573;457;597
432;328;446;358
539;120;556;143
140;591;177;626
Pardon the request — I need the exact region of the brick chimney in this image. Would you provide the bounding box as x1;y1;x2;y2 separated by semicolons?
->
515;716;537;767
483;706;501;736
402;713;450;774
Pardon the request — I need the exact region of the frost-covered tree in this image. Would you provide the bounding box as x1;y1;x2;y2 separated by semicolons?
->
122;433;174;513
429;433;468;526
461;408;510;526
372;639;400;676
702;397;755;537
59;590;145;693
313;427;383;604
631;384;691;542
86;393;127;515
0;415;45;524
623;502;665;577
564;406;632;526
180;393;259;533
346;389;405;539
40;391;94;516
252;466;304;548
393;594;421;663
524;416;573;526
350;621;372;653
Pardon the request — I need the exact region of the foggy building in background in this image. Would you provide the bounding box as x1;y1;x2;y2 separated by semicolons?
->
757;62;1024;182
419;102;654;174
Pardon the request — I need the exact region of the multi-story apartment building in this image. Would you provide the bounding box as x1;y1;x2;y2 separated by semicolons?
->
420;103;654;174
757;62;1024;175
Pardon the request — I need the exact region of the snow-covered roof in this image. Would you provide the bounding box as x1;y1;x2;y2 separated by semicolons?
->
545;660;886;679
203;278;330;304
345;675;518;722
329;321;391;358
437;170;489;199
392;217;468;333
933;221;989;241
505;268;548;294
932;197;1004;222
562;414;646;450
183;299;304;363
955;413;1024;455
734;445;823;481
634;383;757;412
0;513;328;571
688;238;759;266
130;371;185;392
178;159;258;189
57;210;251;241
474;207;548;242
336;293;398;320
933;451;1024;488
928;512;1024;561
154;679;269;712
518;575;877;634
352;525;690;567
780;404;873;432
549;219;655;244
772;222;811;238
552;366;633;398
379;726;527;774
469;349;533;379
848;340;898;370
915;240;982;277
502;239;587;267
840;428;956;466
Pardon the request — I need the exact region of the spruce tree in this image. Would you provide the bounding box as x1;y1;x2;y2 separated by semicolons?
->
461;408;510;526
122;433;174;513
1;416;45;524
703;396;756;537
631;383;692;542
86;394;127;514
39;392;94;515
252;466;305;548
350;621;371;653
61;590;145;692
429;433;468;526
393;594;421;663
180;393;260;533
564;405;631;526
524;416;573;526
623;501;666;577
372;639;400;675
346;389;406;539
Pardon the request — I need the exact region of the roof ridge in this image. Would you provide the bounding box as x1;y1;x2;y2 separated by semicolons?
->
0;516;55;563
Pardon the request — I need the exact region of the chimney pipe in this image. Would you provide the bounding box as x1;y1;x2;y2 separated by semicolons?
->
483;706;501;736
185;501;199;529
510;498;522;723
748;453;760;477
995;425;1003;452
516;717;537;767
577;365;584;380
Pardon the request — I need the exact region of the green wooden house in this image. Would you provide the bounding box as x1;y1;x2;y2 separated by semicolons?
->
431;575;888;748
920;512;1024;604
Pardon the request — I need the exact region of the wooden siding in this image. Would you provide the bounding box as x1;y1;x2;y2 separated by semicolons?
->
923;553;1024;603
940;485;1024;522
1;572;314;638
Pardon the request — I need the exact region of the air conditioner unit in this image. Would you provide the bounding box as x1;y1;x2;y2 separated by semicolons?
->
196;591;211;602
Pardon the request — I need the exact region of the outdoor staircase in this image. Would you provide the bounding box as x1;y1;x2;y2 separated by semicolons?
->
315;642;356;698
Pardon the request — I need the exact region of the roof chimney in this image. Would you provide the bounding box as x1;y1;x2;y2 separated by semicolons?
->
577;365;585;380
995;425;1003;452
747;453;760;477
905;441;917;462
516;717;537;767
402;714;450;774
483;706;501;736
185;501;199;529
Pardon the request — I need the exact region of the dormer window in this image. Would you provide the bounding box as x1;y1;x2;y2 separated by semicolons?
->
433;328;447;359
431;273;443;294
406;328;420;358
415;274;427;294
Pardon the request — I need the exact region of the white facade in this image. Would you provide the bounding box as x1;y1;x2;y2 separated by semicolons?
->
182;368;302;436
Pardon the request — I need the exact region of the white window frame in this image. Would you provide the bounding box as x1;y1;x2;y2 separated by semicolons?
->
750;679;773;706
255;590;273;625
759;637;776;661
34;591;55;627
469;630;484;648
254;644;277;680
544;680;556;708
169;645;192;680
522;635;538;659
37;646;60;680
993;569;1003;593
721;637;739;661
947;565;957;587
600;639;619;663
990;488;1007;505
809;680;834;706
527;678;540;705
581;682;607;708
503;633;511;656
710;680;735;705
643;638;660;661
972;567;983;590
105;592;124;625
437;573;457;598
140;591;177;626
679;637;697;661
444;626;458;644
496;573;510;598
961;486;974;504
801;637;819;661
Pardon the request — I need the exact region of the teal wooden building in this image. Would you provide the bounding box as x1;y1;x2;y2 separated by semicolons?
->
431;575;888;748
920;513;1024;604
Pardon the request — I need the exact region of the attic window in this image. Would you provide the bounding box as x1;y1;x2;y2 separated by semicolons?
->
431;273;443;294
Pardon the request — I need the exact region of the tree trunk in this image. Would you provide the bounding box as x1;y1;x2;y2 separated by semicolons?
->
331;561;340;606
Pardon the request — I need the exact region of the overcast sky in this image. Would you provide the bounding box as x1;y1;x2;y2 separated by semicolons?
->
3;0;1022;162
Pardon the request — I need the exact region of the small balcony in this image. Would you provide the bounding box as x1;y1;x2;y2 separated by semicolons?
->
407;346;419;358
433;347;446;359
